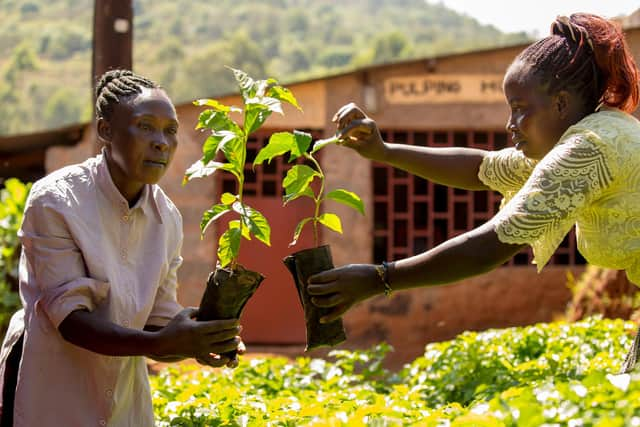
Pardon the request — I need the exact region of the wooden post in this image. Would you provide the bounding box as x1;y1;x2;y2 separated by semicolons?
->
92;0;133;101
91;0;132;153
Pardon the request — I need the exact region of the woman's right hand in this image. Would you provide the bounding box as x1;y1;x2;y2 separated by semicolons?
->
333;103;386;161
307;264;384;323
153;307;241;367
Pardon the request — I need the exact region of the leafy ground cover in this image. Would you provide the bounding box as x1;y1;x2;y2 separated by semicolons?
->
151;317;640;426
0;178;30;333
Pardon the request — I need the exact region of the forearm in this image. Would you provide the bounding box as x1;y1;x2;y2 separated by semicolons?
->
143;324;186;362
387;222;525;290
59;310;164;357
377;143;490;190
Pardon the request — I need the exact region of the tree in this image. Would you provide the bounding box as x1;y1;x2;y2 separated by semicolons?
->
43;88;83;128
371;31;412;64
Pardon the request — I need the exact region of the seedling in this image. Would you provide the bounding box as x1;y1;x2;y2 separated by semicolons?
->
254;130;365;350
183;67;301;267
254;132;364;247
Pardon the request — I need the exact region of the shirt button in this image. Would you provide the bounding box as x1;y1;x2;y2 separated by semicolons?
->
122;215;129;222
106;389;113;397
99;420;106;426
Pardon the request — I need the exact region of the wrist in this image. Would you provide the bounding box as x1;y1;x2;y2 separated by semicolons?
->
369;141;389;162
373;261;393;297
146;330;167;358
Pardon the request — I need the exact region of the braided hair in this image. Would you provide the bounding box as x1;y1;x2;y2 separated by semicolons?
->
95;69;159;121
515;13;639;113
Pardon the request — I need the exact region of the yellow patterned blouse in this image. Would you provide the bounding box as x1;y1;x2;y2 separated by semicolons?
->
478;107;640;285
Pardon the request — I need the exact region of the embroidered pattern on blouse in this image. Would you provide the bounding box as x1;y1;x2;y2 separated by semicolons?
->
492;135;613;270
478;110;640;284
478;148;537;207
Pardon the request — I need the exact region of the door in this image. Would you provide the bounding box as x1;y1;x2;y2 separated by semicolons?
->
216;131;321;344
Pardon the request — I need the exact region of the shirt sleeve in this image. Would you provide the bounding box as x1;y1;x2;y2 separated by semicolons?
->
19;186;109;329
489;131;617;271
478;147;537;207
146;212;184;327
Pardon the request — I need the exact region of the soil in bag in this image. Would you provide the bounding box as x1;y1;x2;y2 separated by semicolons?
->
197;264;264;362
283;245;346;351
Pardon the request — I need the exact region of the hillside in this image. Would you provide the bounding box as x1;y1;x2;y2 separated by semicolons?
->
0;0;531;136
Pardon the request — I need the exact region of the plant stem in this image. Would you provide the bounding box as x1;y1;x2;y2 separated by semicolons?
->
306;153;324;248
233;131;249;268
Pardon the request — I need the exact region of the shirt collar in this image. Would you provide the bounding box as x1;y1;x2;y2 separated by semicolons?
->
95;149;164;224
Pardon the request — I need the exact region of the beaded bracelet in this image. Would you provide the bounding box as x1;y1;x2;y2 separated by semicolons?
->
374;261;393;297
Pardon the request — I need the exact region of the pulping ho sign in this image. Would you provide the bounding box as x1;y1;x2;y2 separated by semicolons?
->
384;74;505;104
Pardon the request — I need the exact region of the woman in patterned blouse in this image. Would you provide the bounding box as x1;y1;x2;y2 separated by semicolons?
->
307;14;640;371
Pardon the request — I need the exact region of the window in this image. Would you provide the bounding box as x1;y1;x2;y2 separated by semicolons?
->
373;130;584;266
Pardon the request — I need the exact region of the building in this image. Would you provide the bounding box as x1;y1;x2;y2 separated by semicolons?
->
3;26;640;366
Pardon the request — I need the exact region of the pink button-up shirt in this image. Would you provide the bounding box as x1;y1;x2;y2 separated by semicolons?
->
0;152;184;426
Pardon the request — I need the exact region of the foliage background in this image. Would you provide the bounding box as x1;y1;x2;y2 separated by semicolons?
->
151;317;640;426
0;0;530;136
0;179;30;333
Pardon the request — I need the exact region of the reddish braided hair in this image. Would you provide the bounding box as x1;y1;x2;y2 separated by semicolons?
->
516;13;639;113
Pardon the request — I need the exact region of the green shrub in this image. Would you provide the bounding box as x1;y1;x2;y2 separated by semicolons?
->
0;178;30;334
151;317;640;426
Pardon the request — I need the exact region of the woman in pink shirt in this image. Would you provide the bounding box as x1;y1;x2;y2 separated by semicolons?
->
0;70;243;426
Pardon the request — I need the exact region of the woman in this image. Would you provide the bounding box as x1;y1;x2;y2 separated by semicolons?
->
0;70;244;426
308;14;640;372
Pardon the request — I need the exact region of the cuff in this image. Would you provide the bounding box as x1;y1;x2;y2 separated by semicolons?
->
39;278;110;329
146;301;183;327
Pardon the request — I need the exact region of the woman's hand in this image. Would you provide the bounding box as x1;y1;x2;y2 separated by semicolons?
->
154;307;242;367
333;103;386;161
307;264;385;323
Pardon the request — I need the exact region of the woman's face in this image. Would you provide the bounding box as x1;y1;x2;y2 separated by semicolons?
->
503;61;573;160
100;87;179;202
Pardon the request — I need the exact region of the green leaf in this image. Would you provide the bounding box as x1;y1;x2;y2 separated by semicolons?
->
290;217;313;246
254;132;294;166
200;204;232;235
283;185;315;204
217;226;241;268
230;67;258;99
255;130;311;165
193;99;242;114
283;164;318;200
183;159;240;184
202;130;241;163
325;189;365;215
291;130;313;160
217;132;245;172
246;96;283;115
4;178;29;204
229;219;251;240
244;103;272;135
268;85;302;110
220;192;236;205
239;204;271;246
195;109;214;130
196;109;241;134
318;213;343;234
311;135;341;154
255;79;273;97
201;134;221;163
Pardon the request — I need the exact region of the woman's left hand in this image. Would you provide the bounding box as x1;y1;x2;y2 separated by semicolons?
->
307;264;383;323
